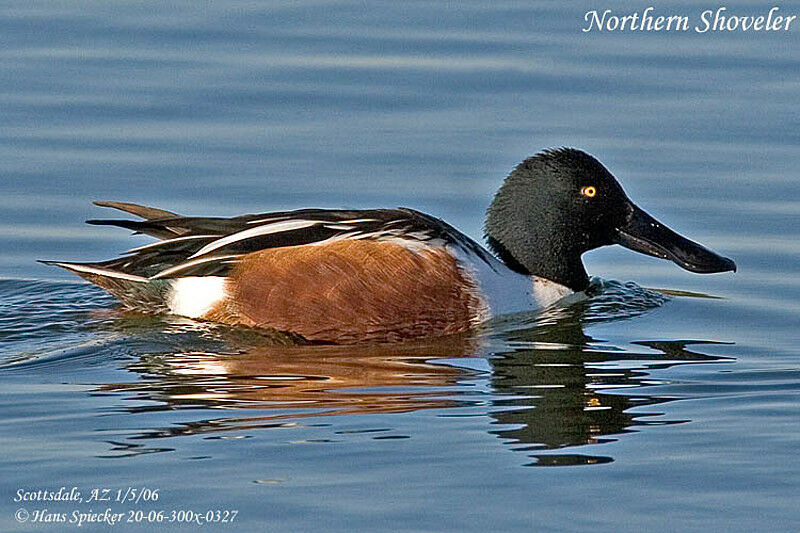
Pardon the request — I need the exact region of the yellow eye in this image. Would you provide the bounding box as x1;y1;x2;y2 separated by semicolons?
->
581;186;597;198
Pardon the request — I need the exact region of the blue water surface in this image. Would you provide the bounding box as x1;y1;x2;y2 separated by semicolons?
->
1;1;799;532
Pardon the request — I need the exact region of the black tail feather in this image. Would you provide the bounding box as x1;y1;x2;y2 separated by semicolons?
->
85;218;183;239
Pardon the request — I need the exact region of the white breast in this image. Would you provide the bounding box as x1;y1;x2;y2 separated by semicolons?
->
451;246;575;319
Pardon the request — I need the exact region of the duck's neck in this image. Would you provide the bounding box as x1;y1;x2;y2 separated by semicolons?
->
486;235;590;293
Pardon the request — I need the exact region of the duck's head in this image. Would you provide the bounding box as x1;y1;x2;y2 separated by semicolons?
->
485;148;736;291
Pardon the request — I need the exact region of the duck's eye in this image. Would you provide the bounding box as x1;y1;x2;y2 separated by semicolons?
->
581;186;597;198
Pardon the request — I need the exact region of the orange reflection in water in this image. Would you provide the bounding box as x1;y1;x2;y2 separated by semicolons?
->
101;333;482;422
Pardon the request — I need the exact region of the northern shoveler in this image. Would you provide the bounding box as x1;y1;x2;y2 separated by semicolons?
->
43;148;736;343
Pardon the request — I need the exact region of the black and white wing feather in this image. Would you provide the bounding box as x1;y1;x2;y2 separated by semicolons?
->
57;201;496;281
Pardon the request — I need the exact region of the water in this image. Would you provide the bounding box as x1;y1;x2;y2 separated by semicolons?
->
1;1;799;531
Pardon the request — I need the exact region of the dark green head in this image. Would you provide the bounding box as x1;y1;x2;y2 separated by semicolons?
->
485;148;736;291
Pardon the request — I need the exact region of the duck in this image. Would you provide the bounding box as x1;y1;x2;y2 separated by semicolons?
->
42;148;736;344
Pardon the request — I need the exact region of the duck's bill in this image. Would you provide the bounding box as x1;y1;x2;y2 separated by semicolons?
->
614;204;736;274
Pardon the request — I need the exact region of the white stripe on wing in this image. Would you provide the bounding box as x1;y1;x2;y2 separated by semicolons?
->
151;254;242;279
188;220;322;258
126;234;221;253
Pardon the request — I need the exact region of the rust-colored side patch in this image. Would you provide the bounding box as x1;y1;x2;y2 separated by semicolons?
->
205;240;486;343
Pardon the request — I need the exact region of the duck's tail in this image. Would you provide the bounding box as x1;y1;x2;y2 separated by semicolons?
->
39;260;170;312
39;200;184;310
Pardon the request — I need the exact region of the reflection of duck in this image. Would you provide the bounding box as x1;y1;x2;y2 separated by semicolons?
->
98;301;730;466
101;335;481;432
45;149;734;343
487;308;731;465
